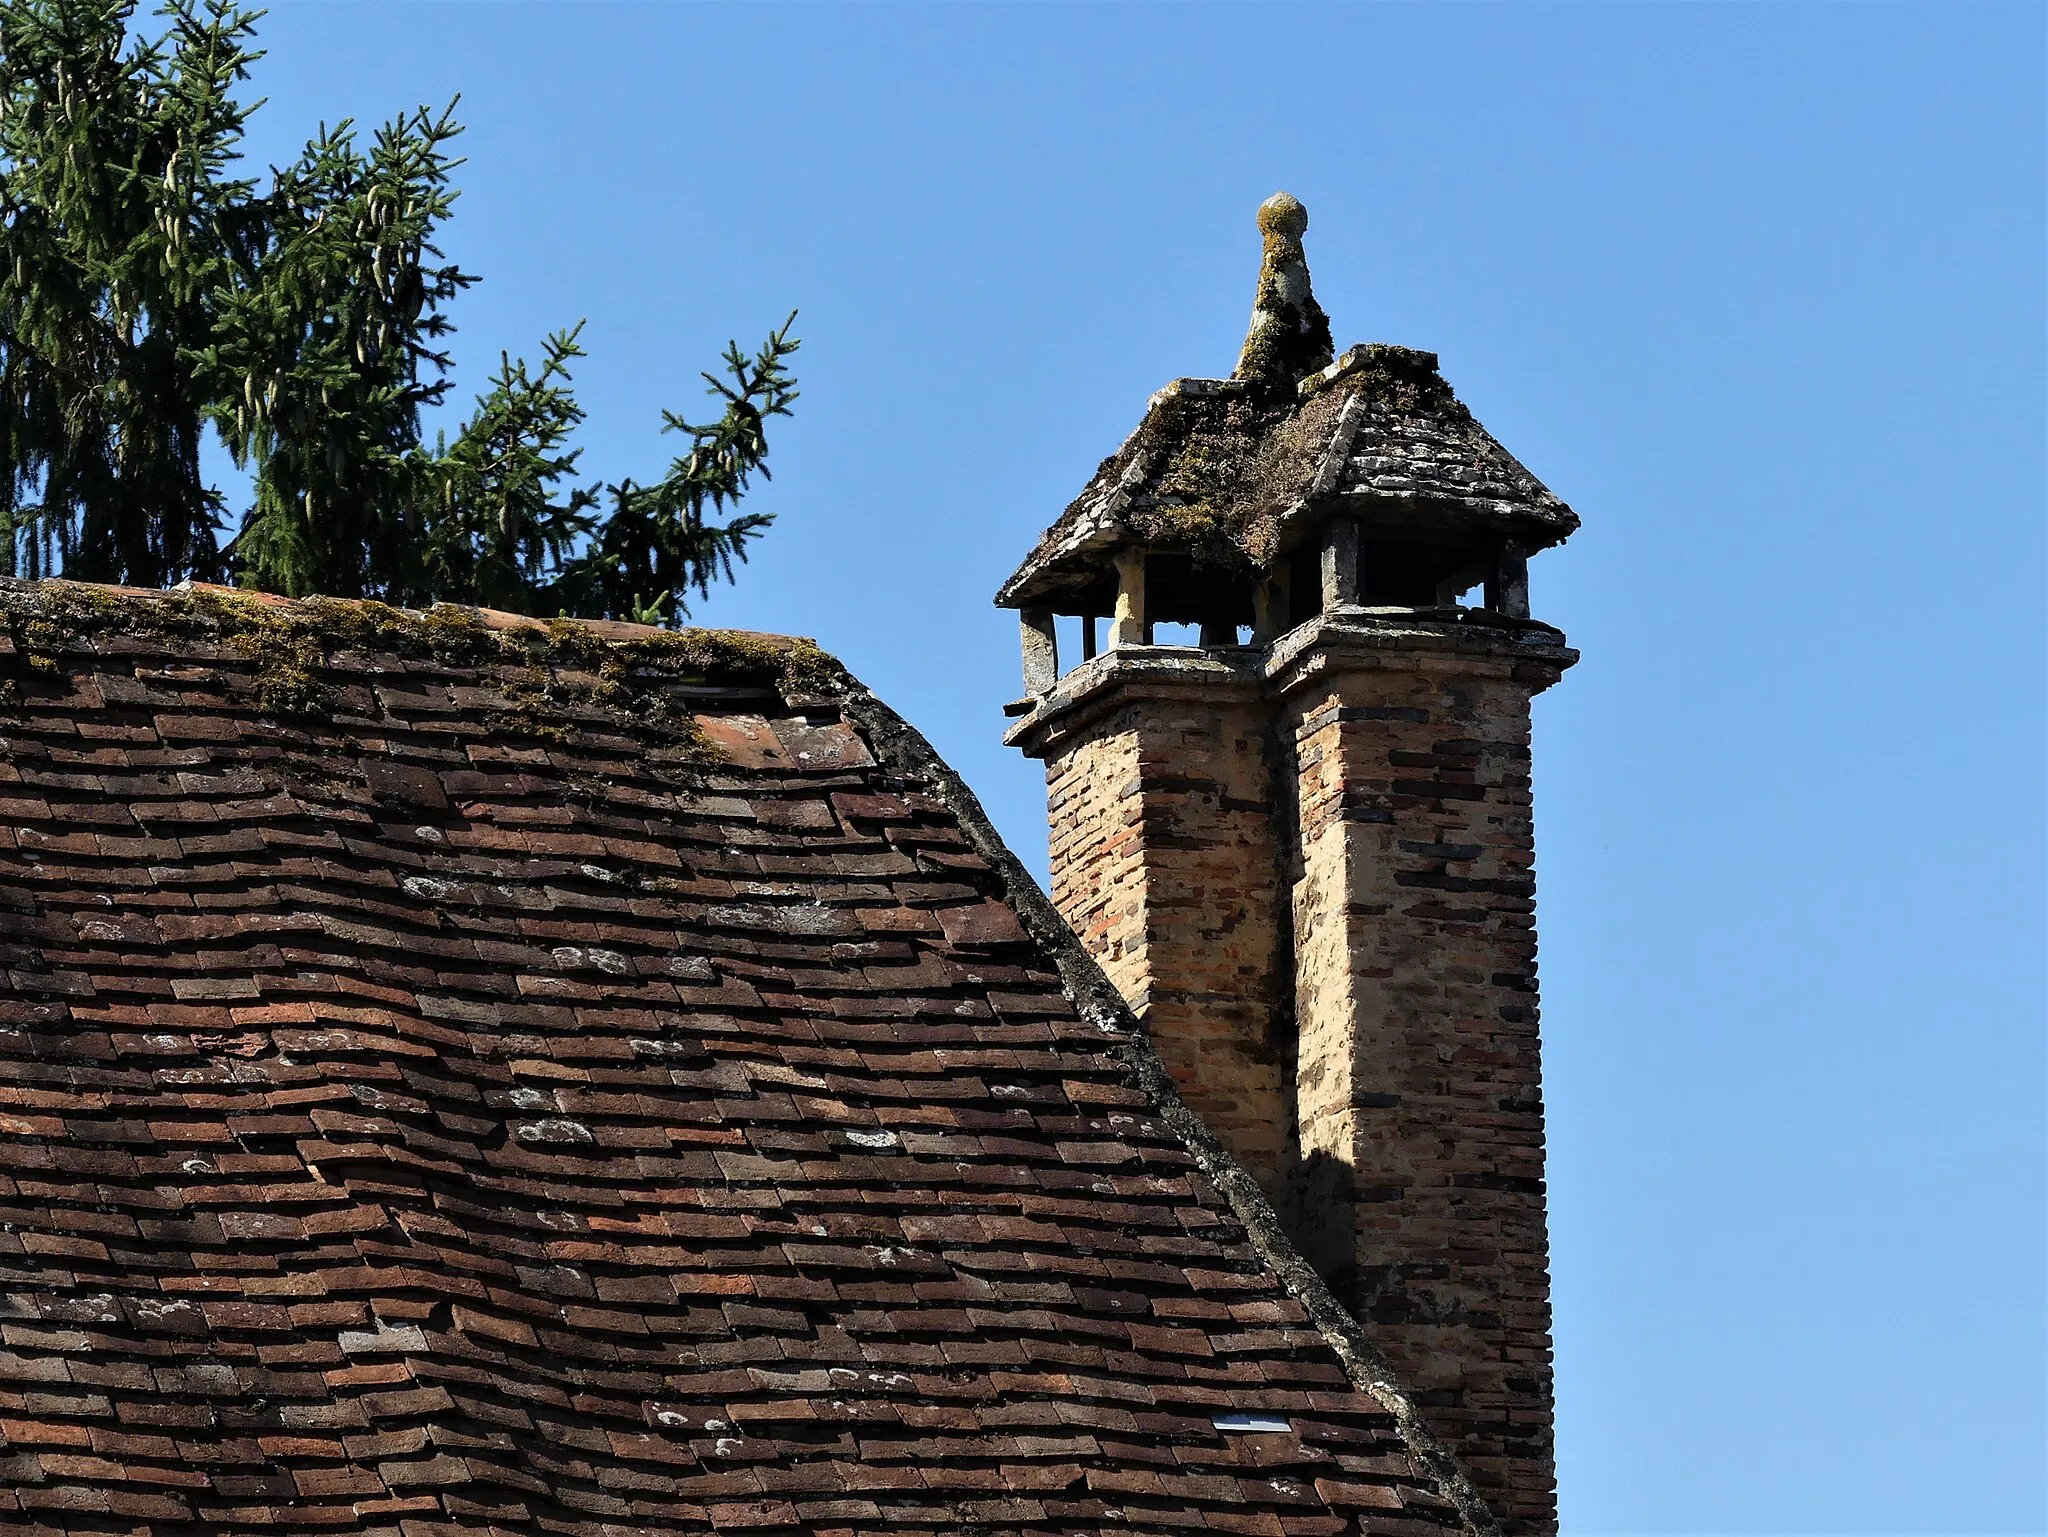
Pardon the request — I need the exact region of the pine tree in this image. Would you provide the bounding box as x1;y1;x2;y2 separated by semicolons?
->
0;0;261;586
558;316;799;624
0;0;797;622
202;102;474;602
422;324;597;616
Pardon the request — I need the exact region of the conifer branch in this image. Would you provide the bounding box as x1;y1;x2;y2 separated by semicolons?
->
0;2;797;614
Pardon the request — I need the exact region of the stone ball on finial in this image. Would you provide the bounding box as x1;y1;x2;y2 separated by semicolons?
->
1257;191;1308;238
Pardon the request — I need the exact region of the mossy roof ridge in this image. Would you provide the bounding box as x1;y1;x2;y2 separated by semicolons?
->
995;342;1577;609
0;578;845;697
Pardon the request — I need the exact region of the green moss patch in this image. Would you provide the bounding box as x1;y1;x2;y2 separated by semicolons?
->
0;581;849;755
1108;346;1473;574
1308;343;1468;420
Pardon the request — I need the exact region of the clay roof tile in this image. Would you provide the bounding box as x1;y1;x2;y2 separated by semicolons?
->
0;577;1496;1536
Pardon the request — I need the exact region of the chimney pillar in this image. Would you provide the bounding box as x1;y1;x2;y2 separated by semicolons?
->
1007;656;1294;1196
1020;608;1058;695
1321;516;1360;609
1111;550;1148;647
1252;570;1290;644
1272;614;1572;1530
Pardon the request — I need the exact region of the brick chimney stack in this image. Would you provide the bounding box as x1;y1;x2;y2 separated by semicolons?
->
997;195;1578;1533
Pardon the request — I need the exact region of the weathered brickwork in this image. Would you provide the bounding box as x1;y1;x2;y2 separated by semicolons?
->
1284;688;1363;1283
1041;685;1292;1192
1045;723;1148;1002
1284;658;1557;1534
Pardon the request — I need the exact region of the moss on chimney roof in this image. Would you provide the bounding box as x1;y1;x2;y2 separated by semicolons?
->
995;195;1576;611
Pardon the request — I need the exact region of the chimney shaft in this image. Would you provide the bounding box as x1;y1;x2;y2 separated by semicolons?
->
998;195;1581;1534
1013;609;1569;1534
1036;658;1294;1192
1276;617;1565;1529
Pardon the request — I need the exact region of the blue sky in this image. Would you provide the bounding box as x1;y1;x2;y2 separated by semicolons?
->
234;3;2043;1530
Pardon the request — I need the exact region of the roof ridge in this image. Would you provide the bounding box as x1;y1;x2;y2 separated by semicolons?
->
0;577;843;701
841;680;1507;1537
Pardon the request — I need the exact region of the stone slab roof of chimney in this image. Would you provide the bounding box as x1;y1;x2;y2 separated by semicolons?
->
0;579;1502;1536
996;344;1578;612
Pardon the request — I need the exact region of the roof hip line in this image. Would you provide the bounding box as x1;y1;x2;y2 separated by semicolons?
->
838;681;1507;1537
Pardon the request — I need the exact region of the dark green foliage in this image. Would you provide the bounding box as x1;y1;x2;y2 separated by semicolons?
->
0;0;796;621
423;314;800;623
202;102;475;602
561;316;798;624
0;0;261;586
423;324;597;615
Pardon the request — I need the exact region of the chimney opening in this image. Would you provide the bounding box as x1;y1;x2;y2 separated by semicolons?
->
1358;533;1500;610
1053;613;1089;675
1287;544;1324;626
1144;552;1255;646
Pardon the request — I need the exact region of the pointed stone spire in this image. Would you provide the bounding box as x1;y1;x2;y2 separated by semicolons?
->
1231;191;1334;394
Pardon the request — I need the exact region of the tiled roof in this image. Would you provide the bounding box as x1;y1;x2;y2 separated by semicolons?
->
996;346;1577;610
0;581;1492;1536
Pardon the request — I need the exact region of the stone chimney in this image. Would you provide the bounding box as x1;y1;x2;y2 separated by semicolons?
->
997;194;1578;1534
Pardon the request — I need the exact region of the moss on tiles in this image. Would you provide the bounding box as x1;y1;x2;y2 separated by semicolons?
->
1308;343;1469;421
1135;394;1281;568
0;579;849;758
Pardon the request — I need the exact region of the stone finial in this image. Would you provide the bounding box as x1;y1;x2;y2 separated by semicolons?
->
1232;192;1335;393
1258;190;1309;239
